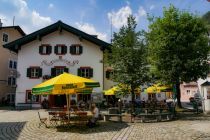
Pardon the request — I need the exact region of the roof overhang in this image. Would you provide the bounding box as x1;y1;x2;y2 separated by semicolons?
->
3;20;110;53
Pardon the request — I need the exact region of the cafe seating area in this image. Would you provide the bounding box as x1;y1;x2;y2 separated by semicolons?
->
39;106;94;128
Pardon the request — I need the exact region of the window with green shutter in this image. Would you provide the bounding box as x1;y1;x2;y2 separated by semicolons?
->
55;44;67;55
27;67;42;79
39;44;52;55
78;67;93;78
70;44;83;55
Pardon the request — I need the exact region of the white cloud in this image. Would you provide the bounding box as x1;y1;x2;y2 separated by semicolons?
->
107;5;147;29
135;6;147;21
107;6;132;29
48;3;54;9
150;5;155;10
31;11;52;27
75;22;108;42
1;0;53;33
137;6;146;17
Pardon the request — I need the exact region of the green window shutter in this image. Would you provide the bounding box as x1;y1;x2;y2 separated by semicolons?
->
39;45;43;54
54;45;58;54
70;45;75;54
64;68;69;73
51;68;56;77
79;45;83;54
77;68;81;76
89;68;93;78
106;71;110;79
27;68;31;78
38;68;42;77
48;46;52;54
63;45;67;54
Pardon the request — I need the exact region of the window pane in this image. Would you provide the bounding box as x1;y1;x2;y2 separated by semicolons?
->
43;46;47;54
31;68;39;78
58;46;62;54
9;60;13;68
8;77;11;85
27;92;32;101
76;46;80;54
13;61;17;69
12;78;16;85
3;33;8;42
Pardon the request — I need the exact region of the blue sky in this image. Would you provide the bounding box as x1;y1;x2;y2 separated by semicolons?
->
0;0;210;42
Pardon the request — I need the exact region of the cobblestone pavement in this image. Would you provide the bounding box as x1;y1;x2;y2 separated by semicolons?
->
1;109;210;140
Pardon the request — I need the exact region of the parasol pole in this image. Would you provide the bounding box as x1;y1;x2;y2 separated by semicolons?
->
68;94;71;120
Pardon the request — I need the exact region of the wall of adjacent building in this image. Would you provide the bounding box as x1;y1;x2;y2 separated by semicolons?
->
0;28;23;103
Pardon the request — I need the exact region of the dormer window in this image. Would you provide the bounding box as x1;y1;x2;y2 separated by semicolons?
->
70;44;83;55
2;33;8;43
55;44;67;55
39;44;52;55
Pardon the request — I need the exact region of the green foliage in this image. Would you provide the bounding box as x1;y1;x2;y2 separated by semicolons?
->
203;11;210;25
104;15;148;93
147;5;209;84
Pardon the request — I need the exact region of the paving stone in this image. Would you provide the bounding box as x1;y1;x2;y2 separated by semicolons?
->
1;110;210;140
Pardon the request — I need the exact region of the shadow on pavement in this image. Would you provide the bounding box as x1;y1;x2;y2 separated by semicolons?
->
0;122;27;140
56;121;129;134
176;112;210;121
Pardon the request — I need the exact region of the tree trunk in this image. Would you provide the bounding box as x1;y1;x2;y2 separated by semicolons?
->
176;82;182;108
131;88;135;114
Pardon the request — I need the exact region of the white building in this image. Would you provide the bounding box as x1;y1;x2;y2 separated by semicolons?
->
4;21;110;108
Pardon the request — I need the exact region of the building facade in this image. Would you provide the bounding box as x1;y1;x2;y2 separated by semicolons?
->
0;21;25;105
4;21;110;108
180;82;198;102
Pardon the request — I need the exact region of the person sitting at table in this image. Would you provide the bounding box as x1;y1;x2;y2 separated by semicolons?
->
87;103;99;128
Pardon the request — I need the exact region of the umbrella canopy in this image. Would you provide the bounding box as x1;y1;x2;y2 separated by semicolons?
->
104;84;141;96
32;72;100;95
145;84;172;94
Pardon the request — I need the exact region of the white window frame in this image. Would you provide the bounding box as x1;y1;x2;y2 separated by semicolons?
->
75;46;80;54
7;76;16;86
13;61;17;69
55;68;65;76
81;68;90;77
58;46;62;54
31;68;39;78
2;32;9;43
186;90;190;95
26;90;40;103
8;60;13;69
42;46;47;54
8;60;17;69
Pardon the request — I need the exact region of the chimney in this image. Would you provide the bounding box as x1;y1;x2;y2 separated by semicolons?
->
0;19;2;27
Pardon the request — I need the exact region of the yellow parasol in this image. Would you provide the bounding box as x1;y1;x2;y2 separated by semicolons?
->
104;84;141;96
145;84;172;94
32;72;100;120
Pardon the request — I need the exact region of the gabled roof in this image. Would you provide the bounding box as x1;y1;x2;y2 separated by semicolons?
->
201;81;210;86
0;26;26;36
3;21;110;53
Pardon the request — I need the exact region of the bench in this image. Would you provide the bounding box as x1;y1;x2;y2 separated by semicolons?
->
15;103;32;110
103;108;124;122
133;112;172;122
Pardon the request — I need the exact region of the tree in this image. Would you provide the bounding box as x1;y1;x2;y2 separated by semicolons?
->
202;11;210;25
105;15;148;112
147;5;209;107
